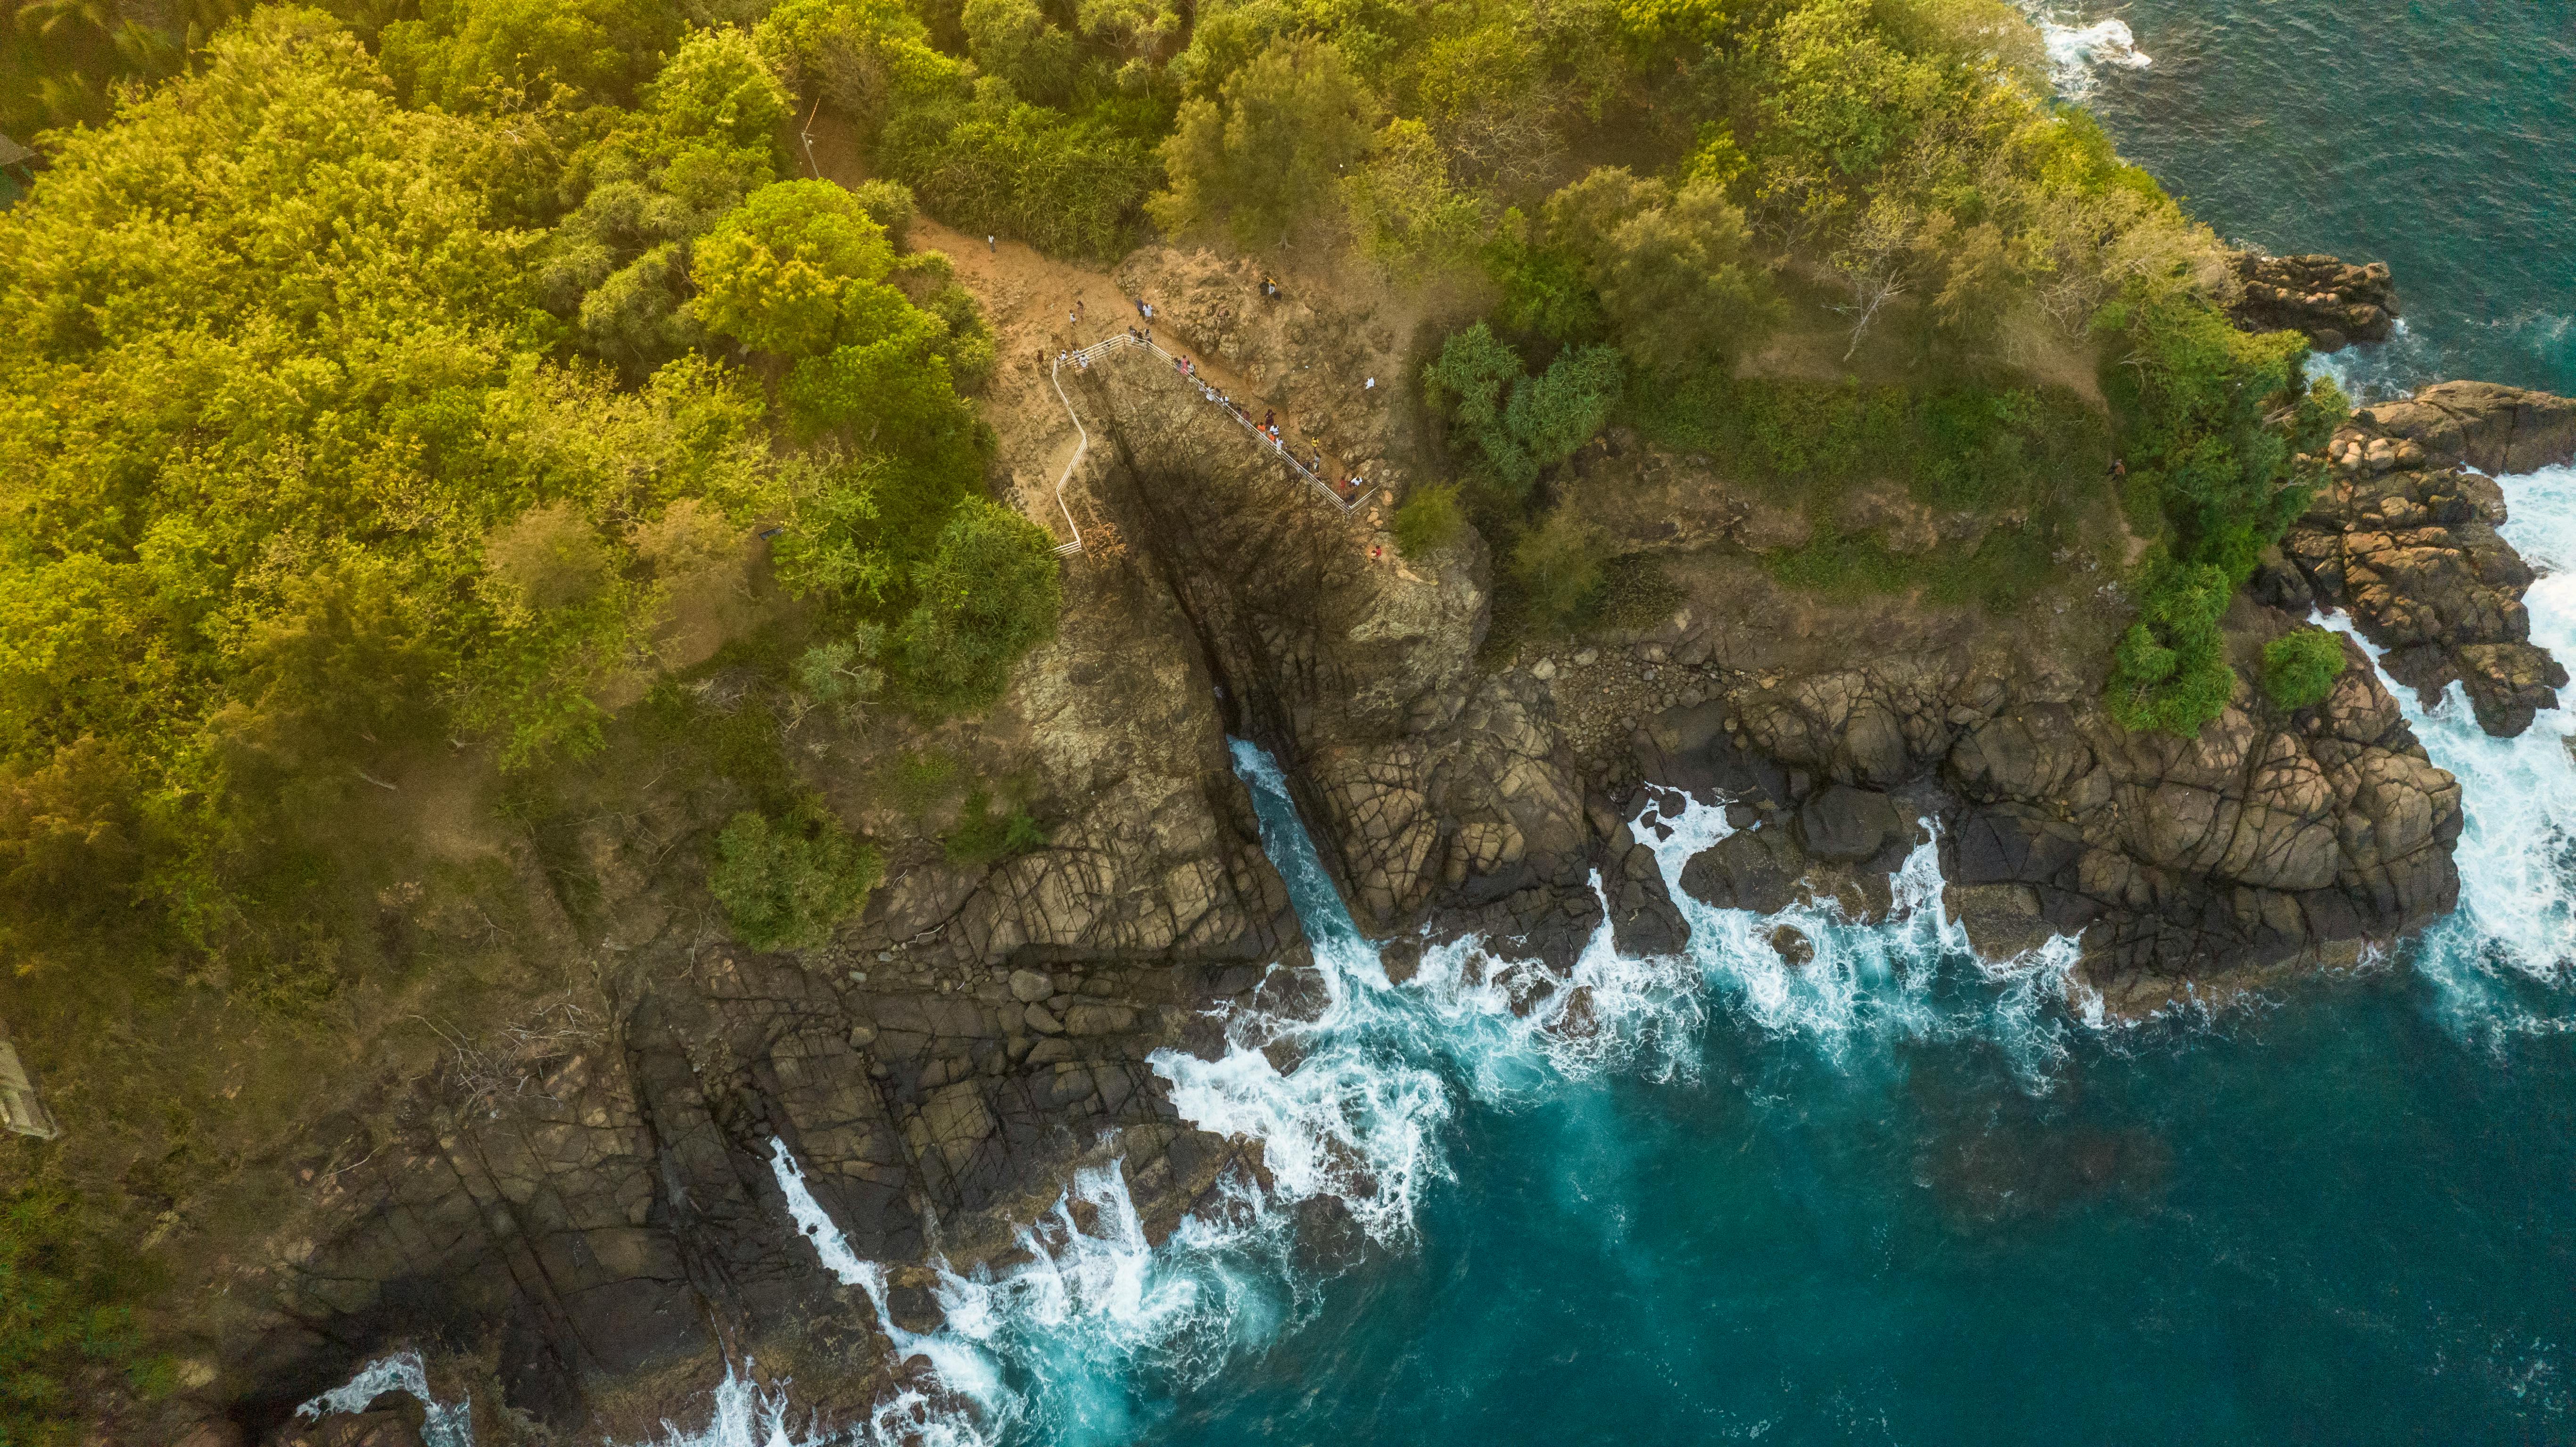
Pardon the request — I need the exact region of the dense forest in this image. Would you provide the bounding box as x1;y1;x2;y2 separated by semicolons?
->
0;0;2342;1436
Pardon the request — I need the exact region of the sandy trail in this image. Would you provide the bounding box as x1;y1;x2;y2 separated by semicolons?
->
795;111;1374;552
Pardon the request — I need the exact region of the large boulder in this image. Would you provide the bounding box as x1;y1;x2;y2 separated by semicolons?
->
2224;251;2398;351
2363;381;2576;479
2287;391;2574;735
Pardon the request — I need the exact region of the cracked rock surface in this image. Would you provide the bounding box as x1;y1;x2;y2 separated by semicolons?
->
2276;383;2576;736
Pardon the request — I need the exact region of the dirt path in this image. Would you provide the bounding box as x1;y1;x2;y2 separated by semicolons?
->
796;112;1372;552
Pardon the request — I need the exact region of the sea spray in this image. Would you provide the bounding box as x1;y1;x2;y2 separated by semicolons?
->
320;739;2117;1447
1630;787;2093;1075
798;742;2107;1439
2313;461;2576;1037
296;1351;475;1447
2012;3;2150;97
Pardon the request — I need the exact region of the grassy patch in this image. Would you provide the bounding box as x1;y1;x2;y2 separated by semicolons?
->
1597;555;1690;630
942;786;1048;867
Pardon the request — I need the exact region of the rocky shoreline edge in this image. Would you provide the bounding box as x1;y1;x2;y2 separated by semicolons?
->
223;255;2576;1446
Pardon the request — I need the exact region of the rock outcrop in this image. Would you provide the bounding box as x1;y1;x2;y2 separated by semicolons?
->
194;243;2576;1445
1621;636;2462;1016
2225;251;2399;352
1071;251;1609;963
2275;384;2576;735
225;950;1279;1437
2355;380;2576;479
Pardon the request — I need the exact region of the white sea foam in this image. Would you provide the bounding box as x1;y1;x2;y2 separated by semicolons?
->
371;739;2108;1446
2314;462;2576;1038
2306;318;2436;404
297;1351;474;1447
1629;788;2094;1077
2017;5;2150;97
768;1137;873;1286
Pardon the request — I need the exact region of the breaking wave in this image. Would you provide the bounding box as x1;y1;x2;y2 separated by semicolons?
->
2314;462;2576;1041
2016;4;2151;97
304;730;2117;1443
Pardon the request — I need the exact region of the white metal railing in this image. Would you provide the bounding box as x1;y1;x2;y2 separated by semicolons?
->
1044;333;1375;556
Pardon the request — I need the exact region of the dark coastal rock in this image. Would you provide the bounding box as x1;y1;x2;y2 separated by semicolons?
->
1678;823;1808;916
1602;810;1689;958
1796;784;1909;862
1944;674;2462;1012
1767;925;1815;967
2286;385;2576;735
2361;380;2576;479
2224;251;2398;351
267;1410;425;1447
1626;635;2461;1016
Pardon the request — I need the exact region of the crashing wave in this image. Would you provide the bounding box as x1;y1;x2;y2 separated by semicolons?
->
321;732;2132;1445
2313;461;2576;1039
296;1351;474;1447
2017;5;2152;97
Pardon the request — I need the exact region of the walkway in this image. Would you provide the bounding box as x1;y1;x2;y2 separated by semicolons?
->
1045;333;1377;557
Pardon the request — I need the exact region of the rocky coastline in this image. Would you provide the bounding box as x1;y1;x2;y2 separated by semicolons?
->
222;253;2576;1446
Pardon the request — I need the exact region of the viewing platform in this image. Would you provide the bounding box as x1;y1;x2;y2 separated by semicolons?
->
1046;332;1377;558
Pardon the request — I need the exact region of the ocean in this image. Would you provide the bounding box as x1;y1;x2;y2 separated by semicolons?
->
304;5;2576;1442
2037;0;2576;400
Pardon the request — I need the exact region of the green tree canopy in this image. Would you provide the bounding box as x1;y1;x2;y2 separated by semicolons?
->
1149;36;1379;249
0;10;784;961
692;179;902;357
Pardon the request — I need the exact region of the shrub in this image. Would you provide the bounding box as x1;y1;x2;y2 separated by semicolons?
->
2262;628;2347;711
2106;561;2235;735
1423;324;1623;495
894;499;1064;712
708;800;884;949
1509;508;1611;627
1147;36;1378;248
943;787;1048;865
1392;484;1465;558
848;179;920;247
879;79;1159;257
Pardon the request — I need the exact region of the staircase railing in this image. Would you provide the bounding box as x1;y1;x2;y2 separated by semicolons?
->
1045;333;1375;557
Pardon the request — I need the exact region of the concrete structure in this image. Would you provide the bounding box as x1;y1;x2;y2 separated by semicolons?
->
0;1016;61;1139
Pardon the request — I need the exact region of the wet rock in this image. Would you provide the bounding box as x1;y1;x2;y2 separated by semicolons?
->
1943;883;2053;960
268;1409;425;1447
1795;784;1909;863
2365;380;2576;478
1677;825;1806;915
1378;936;1424;985
2286;392;2572;736
1291;1193;1368;1275
1767;925;1816;968
884;1276;946;1335
2223;251;2398;350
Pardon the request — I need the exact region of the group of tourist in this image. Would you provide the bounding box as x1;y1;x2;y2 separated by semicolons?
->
1046;280;1372;508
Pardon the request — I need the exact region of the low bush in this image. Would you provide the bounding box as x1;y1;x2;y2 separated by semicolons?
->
708;800;884;949
943;787;1047;865
1;1175;171;1446
1392;484;1465;558
2262;628;2348;711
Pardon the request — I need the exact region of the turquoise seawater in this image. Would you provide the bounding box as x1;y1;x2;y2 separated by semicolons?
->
2056;0;2576;398
311;7;2576;1442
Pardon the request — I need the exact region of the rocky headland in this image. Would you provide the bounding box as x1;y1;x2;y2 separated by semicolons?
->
183;248;2576;1445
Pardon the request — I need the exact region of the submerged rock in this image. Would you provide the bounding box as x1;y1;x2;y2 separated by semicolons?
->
1768;925;1816;967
